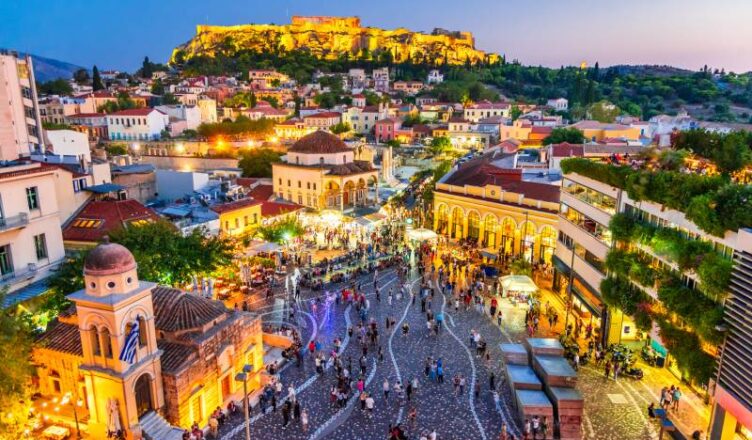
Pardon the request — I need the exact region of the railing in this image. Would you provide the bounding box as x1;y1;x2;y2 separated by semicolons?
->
0;213;29;232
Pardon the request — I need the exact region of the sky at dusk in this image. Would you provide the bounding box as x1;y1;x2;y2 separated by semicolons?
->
1;0;751;73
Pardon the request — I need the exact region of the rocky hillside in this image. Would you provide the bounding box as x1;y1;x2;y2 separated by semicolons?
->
171;16;498;66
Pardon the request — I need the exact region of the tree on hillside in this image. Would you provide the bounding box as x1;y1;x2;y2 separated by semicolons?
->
92;65;104;91
37;79;73;96
141;56;153;78
510;105;523;121
73;68;89;84
542;127;586;145
588;100;621;123
238;148;283;177
151;79;165;95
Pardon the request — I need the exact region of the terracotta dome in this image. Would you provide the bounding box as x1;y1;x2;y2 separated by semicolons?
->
84;240;137;276
288;130;352;154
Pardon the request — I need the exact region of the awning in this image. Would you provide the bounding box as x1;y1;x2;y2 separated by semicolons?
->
480;248;498;260
246;240;282;255
551;254;571;276
406;228;438;242
85;183;125;194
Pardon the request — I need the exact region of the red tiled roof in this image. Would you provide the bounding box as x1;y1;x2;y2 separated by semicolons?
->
235;177;258;188
304;111;341;119
69;113;106;118
210;197;262;214
152;286;227;332
261;201;303;217
442;159;559;203
35;320;83;356
550;143;585;157
63;199;160;243
248;184;274;201
530;126;553;134
110;108;163;116
288;131;351;154
158;340;198;374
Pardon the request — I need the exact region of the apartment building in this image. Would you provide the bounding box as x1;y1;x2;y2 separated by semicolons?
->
552;168;736;377
0;51;44;159
0;162;66;305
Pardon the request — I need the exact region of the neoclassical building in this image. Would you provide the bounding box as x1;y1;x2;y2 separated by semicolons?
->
272;130;380;211
33;241;265;439
433;151;560;263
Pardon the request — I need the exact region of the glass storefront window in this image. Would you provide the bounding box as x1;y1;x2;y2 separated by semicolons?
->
563;179;616;214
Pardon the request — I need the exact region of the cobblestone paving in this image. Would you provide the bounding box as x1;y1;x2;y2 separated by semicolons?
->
216;262;701;440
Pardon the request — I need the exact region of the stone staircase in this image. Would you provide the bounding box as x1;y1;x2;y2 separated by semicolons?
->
140;411;184;440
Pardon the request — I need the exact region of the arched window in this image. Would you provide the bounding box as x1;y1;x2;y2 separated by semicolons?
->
436;205;449;234
138;316;147;348
451;208;464;239
89;325;101;356
100;327;113;359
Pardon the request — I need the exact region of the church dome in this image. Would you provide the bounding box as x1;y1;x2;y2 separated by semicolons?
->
288;130;352;154
84;240;137;276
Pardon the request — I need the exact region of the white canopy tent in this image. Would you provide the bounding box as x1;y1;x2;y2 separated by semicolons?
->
406;228;438;242
499;275;538;297
246;240;283;256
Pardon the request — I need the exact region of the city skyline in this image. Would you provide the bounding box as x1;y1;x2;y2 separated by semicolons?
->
1;0;751;73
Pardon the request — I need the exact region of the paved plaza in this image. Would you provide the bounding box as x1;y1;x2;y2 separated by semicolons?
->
216;259;710;440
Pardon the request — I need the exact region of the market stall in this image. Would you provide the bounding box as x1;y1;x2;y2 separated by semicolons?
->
499;274;538;304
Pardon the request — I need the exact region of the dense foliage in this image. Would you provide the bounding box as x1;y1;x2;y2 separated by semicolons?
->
43;221;234;317
672;129;752;174
541;127;586;145
0;289;33;437
97;91;141;113
196;116;275;140
238;148;283;177
255;217;305;244
561;158;752;236
174;48;752;122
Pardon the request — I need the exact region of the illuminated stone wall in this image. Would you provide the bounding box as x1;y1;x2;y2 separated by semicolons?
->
171;16;499;66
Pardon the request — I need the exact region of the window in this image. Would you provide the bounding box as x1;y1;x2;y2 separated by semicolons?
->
287;180;291;187
101;327;113;358
298;195;303;204
235;218;240;229
307;182;311;190
244;215;249;227
34;234;47;260
313;183;317;191
26;187;39;210
73;178;88;193
298;181;301;188
252;213;258;224
89;327;101;356
0;245;12;276
278;178;282;185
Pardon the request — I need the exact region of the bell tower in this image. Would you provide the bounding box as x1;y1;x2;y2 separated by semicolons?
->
69;239;164;439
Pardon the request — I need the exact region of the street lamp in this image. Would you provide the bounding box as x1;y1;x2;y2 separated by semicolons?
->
234;364;254;440
707;324;729;436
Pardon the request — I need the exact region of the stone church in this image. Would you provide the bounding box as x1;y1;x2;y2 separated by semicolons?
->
32;241;265;439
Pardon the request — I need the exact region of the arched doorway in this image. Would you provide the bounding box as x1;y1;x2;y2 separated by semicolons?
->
500;218;516;258
134;374;153;418
343;181;355;206
483;215;498;248
519;221;537;263
450;207;464;239
436;204;449;235
467;211;480;242
540;225;557;264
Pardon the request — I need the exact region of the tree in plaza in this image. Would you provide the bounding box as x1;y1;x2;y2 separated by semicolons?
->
429;136;453;155
108;221;234;286
238;148;283;177
92;65;104;91
42;222;234;316
542;127;586;145
0;289;34;436
73;68;89;84
509;258;533;276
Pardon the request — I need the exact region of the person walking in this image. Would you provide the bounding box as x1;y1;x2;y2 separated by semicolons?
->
672;387;682;411
383;378;391;400
301;408;309;432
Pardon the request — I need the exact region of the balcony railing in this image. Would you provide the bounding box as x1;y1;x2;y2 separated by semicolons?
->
0;213;29;232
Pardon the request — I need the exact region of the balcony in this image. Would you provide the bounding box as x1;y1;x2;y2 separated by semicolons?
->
0;213;29;232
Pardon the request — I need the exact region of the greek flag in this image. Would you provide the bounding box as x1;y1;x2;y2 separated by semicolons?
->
119;318;140;364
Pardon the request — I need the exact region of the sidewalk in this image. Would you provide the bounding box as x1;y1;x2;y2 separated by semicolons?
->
535;283;710;437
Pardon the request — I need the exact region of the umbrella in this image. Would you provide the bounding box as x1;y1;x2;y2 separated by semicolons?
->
406;228;438;242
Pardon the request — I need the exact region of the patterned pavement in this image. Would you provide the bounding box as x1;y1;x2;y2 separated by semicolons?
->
215;258;708;440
